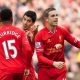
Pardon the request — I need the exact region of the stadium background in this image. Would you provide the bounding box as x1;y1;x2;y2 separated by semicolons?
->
0;0;80;80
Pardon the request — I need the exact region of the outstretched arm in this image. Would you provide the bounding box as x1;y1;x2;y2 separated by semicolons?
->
62;27;80;48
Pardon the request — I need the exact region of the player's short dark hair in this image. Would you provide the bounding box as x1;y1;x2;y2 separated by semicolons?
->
0;8;12;22
23;11;37;23
0;10;1;22
43;7;56;18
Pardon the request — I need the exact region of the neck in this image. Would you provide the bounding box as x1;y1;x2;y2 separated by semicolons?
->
47;24;56;32
2;21;12;24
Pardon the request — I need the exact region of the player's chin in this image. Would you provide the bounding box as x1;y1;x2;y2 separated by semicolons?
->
23;26;28;30
52;22;58;26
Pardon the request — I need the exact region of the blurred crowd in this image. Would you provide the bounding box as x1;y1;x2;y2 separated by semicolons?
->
0;0;80;80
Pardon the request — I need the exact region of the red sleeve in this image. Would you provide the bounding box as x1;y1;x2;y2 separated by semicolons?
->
62;27;80;48
35;32;53;66
22;32;33;69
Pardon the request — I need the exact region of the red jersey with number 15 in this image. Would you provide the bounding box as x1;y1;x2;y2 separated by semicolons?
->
0;24;32;73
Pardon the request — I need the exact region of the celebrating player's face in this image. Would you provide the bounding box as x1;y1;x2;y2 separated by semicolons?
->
22;15;33;30
48;10;58;26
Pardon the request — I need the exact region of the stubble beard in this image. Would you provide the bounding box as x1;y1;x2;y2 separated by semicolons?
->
50;21;58;26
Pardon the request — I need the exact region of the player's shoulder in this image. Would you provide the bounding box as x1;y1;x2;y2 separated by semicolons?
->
37;27;46;34
12;25;25;33
57;26;66;31
36;27;46;36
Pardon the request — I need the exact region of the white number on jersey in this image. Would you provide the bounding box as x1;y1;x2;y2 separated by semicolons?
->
2;40;17;59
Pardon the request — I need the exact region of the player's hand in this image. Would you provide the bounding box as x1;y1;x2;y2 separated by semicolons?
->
53;61;65;69
30;25;38;32
35;71;38;79
24;69;30;77
27;31;33;37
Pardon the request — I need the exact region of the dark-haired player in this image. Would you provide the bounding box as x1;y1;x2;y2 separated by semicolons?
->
22;10;38;80
35;7;80;80
0;8;32;80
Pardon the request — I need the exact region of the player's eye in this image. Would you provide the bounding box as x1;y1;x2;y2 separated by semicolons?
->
23;17;26;21
51;14;55;17
56;14;58;16
51;14;58;17
27;20;31;22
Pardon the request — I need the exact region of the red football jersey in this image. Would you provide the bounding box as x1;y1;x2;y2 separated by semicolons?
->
0;24;32;73
35;26;80;68
23;30;37;80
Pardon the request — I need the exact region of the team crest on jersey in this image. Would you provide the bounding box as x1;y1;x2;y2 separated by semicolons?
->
35;42;41;48
59;35;62;42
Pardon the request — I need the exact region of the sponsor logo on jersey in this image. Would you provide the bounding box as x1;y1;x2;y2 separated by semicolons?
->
55;43;62;49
